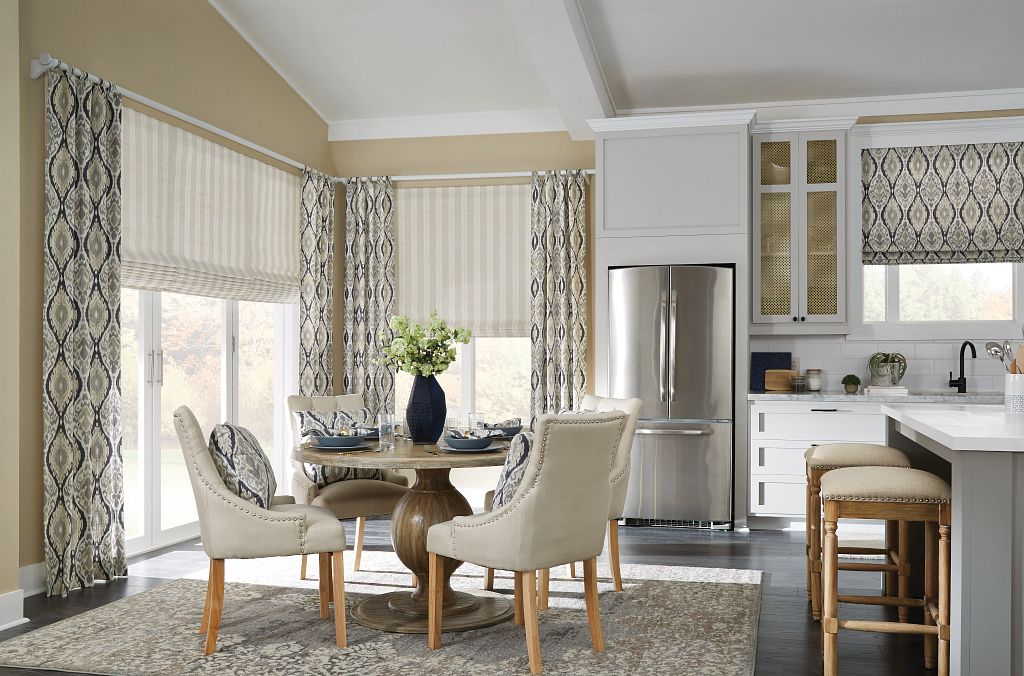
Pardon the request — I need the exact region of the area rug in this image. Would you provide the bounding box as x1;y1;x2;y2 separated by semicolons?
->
0;552;761;675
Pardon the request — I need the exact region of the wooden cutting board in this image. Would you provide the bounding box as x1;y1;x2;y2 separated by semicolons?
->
764;369;799;391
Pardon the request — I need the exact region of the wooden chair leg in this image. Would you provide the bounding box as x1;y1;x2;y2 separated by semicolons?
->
608;520;623;592
822;503;839;676
583;557;604;652
897;519;909;622
428;552;444;649
412;573;418;588
514;570;524;626
318;553;329;619
938;505;951;676
568;562;576;578
484;567;495;591
331;551;347;648
521;571;542;674
300;553;308;580
924;520;938;669
326;552;334;603
810;481;823;620
538;569;550;610
805;477;813;599
199;559;214;634
353;516;366;572
203;559;225;656
884;519;898;596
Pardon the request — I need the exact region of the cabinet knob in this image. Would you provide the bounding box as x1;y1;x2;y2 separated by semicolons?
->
800;316;806;322
792;316;798;322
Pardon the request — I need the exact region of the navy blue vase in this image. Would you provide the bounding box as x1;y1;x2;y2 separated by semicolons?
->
405;374;446;444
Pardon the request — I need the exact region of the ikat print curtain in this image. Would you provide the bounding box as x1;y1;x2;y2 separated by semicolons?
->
298;169;335;396
42;69;126;596
342;177;397;418
530;170;589;424
863;143;1024;264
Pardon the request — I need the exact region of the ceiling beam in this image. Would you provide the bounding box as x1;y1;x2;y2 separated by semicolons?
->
506;0;615;140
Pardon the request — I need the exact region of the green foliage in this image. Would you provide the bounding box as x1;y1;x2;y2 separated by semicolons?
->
841;373;861;386
380;312;472;377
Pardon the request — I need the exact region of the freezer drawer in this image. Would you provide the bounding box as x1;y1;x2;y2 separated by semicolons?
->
622;422;733;523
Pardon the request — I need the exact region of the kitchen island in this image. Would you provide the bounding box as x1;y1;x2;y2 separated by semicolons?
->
883;404;1024;676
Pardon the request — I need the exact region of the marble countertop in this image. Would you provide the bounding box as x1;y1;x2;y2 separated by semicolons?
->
748;391;1004;404
882;403;1024;452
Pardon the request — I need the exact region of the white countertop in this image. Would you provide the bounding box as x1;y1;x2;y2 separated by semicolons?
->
748;391;1004;404
881;404;1024;452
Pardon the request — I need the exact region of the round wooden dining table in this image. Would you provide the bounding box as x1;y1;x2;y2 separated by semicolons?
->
292;438;513;634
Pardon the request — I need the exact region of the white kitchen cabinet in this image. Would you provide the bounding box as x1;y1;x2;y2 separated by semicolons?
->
590;111;754;239
752;129;847;326
748;400;885;517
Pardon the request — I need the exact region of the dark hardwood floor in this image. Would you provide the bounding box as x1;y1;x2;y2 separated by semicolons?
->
0;521;932;675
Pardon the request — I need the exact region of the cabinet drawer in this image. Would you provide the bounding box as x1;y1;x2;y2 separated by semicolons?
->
751;440;811;475
750;474;806;516
750;403;884;442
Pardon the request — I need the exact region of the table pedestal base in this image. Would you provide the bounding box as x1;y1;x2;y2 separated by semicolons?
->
349;466;514;634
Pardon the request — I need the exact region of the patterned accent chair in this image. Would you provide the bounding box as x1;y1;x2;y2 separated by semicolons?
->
289;393;409;577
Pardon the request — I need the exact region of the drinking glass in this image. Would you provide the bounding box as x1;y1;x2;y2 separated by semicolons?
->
468;412;485;435
378;413;396;451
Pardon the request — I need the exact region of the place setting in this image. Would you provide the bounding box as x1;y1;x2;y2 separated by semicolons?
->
438;414;519;453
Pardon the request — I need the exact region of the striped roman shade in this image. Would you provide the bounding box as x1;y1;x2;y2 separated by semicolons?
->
395;184;531;337
121;107;301;302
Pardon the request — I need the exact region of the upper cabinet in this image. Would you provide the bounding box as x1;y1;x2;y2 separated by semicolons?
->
590;112;755;238
753;128;848;326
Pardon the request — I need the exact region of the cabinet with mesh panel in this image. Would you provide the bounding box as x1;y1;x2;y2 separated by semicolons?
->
753;130;845;324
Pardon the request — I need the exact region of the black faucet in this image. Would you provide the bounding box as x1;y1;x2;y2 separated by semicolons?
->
948;340;977;393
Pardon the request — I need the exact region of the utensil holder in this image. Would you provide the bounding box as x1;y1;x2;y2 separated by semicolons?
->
1006;374;1024;414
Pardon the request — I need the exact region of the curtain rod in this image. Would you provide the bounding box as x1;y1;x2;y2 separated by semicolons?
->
334;169;596;185
29;54;596;187
29;53;312;175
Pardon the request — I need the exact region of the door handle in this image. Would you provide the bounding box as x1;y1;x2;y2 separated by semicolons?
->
145;350;154;384
636;428;711;436
810;408;839;412
668;288;677;402
658;296;668;403
156;350;164;385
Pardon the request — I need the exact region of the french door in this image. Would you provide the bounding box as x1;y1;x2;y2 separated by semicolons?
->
122;289;297;556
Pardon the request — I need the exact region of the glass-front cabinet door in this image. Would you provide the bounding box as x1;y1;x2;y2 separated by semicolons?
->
753;130;845;324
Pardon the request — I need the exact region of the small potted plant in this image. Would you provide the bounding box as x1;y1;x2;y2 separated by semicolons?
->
842;374;861;394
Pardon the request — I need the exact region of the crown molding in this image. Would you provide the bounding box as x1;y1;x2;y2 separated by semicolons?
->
753;117;858;133
619;87;1024;123
327;109;566;141
588;109;757;134
850;115;1024;146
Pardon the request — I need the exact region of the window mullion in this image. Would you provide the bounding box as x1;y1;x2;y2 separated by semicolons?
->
885;264;900;322
462;338;477;424
223;300;239;424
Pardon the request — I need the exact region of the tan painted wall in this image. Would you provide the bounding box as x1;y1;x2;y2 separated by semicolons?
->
18;0;330;568
1;0;22;595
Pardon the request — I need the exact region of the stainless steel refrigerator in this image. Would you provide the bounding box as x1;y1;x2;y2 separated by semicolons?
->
609;265;734;527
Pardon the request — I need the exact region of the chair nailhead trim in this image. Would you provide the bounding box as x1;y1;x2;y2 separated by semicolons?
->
822;495;949;504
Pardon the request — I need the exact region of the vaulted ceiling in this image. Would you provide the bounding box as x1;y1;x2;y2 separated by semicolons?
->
210;0;1024;140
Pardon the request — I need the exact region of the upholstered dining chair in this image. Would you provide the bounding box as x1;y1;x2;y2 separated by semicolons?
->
482;395;642;607
427;412;628;674
288;394;409;578
173;406;347;654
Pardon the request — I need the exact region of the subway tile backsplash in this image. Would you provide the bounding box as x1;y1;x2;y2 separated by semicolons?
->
750;336;1007;393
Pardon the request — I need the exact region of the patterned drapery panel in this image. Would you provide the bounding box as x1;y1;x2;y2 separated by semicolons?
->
395;184;531;337
530;170;589;425
863;143;1024;264
298;169;335;396
42;70;126;596
343;177;396;418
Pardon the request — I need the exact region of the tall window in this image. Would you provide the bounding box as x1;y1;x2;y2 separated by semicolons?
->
121;289;297;555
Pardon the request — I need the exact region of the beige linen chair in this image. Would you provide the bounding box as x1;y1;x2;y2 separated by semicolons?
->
288;394;409;578
427;412;628;674
483;395;642;606
173;406;347;654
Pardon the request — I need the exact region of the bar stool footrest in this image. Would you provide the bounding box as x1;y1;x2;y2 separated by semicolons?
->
838;619;938;636
838;594;924;608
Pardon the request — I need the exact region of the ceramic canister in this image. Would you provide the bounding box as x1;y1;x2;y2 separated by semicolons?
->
1006;374;1024;415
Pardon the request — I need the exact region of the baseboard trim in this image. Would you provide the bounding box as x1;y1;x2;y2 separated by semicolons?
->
0;589;27;631
19;562;45;598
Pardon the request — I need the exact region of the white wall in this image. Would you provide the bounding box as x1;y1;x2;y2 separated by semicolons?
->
750;335;1007;393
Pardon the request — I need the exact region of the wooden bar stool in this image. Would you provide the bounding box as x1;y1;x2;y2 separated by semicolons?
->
805;443;911;620
820;467;951;676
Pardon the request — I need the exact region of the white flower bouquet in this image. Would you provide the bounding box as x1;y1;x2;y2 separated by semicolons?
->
380;312;471;377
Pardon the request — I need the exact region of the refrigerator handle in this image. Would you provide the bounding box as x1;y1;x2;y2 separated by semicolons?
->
659;295;668;402
668;288;677;401
636;428;711;436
